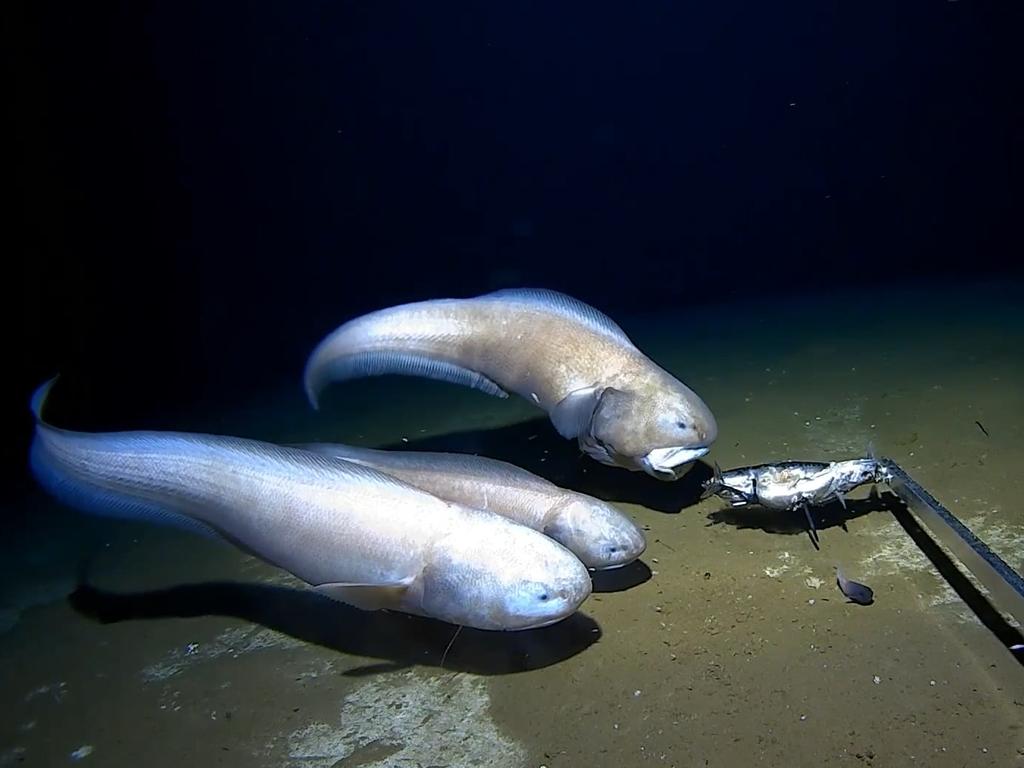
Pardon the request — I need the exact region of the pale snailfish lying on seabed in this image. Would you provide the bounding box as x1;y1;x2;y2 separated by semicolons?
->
836;565;874;605
302;288;718;480
28;378;592;631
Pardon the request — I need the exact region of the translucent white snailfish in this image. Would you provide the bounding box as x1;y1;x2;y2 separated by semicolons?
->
303;288;717;480
28;378;592;631
297;442;647;570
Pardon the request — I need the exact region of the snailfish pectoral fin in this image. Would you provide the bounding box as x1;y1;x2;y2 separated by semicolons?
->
550;386;602;439
314;579;414;611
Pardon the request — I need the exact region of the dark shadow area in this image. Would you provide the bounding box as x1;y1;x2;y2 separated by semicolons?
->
886;492;1024;666
378;417;714;513
703;487;899;544
591;559;652;593
68;580;601;676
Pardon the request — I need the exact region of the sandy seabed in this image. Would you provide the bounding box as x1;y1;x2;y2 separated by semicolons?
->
2;281;1022;767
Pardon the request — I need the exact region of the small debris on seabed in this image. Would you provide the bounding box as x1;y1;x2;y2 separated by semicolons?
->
836;567;874;605
70;745;94;761
975;420;989;436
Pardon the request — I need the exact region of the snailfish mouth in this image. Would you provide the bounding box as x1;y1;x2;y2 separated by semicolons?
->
517;615;569;631
642;446;710;479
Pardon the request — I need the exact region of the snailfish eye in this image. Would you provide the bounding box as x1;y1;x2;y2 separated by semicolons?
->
539;593;549;601
677;421;688;430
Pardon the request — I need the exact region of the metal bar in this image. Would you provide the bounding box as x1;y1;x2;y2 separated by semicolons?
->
882;458;1024;630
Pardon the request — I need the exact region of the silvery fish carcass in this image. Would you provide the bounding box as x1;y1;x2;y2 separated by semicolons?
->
700;458;892;541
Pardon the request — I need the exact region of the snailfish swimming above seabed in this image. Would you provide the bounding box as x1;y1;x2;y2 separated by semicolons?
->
303;288;718;480
28;378;592;631
297;442;647;570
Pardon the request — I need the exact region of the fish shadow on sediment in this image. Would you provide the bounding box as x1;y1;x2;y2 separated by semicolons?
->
704;488;902;536
372;417;713;514
67;580;601;676
590;559;652;592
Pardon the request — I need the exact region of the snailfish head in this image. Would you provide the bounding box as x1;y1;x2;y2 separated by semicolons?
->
419;514;592;631
542;493;647;570
584;382;718;480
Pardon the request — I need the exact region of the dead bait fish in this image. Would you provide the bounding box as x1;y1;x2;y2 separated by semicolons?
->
303;288;717;480
701;458;891;510
700;458;892;539
29;378;592;631
836;566;874;605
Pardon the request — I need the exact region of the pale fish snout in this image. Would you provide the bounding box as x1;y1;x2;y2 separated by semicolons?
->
543;496;647;570
511;559;593;630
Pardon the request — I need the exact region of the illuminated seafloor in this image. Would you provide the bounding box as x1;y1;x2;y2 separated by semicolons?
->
2;281;1022;767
